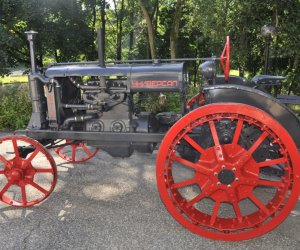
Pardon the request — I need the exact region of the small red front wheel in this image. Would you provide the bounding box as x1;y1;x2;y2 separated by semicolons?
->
156;103;300;241
53;140;99;163
0;136;57;207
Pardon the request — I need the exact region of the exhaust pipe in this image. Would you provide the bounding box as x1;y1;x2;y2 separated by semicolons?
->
25;31;47;129
25;31;38;73
97;28;105;67
97;27;106;88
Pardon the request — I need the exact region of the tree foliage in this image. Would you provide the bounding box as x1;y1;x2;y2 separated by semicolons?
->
0;0;299;94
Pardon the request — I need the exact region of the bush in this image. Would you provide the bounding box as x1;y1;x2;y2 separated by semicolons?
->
0;84;31;130
137;84;201;113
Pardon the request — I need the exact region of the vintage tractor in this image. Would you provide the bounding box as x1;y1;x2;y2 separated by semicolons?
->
0;29;299;241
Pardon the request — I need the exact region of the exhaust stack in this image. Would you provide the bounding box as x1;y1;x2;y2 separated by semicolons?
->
25;30;47;129
25;31;38;73
97;28;105;67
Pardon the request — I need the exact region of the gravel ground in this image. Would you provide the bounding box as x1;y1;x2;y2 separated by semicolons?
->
0;133;300;250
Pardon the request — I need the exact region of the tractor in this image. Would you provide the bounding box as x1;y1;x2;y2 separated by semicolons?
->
0;29;299;241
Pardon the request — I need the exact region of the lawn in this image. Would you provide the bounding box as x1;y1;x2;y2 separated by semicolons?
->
0;75;28;85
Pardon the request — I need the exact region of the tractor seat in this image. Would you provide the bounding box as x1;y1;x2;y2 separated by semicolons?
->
215;75;252;86
251;75;285;86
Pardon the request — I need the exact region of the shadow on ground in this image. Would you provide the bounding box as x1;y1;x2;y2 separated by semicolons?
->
0;148;300;250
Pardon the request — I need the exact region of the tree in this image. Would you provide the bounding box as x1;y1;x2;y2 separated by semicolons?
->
112;0;125;60
170;0;185;59
138;0;157;59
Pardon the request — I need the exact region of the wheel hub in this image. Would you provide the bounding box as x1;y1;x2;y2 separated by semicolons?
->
5;157;35;185
218;169;235;185
195;144;258;202
10;169;23;181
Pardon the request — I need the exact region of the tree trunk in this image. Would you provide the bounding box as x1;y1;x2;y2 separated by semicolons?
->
127;0;135;58
138;0;156;59
288;54;299;95
89;1;97;60
114;0;125;61
170;0;185;59
100;0;106;54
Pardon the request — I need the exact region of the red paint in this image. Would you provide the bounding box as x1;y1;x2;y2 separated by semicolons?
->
131;80;178;88
0;136;57;207
54;140;99;163
156;103;300;240
220;36;231;81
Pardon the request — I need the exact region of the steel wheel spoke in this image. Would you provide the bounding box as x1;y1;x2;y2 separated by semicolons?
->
171;178;196;190
54;146;64;153
71;145;76;161
27;148;39;162
209;121;220;146
0;155;9;165
35;168;54;173
186;193;206;207
232;201;243;223
29;181;48;195
183;135;205;154
172;155;199;170
172;155;213;176
248;131;269;155
257;179;284;188
82;145;93;157
21;185;27;205
0;182;11;197
237;131;269;166
12;138;19;157
256;158;287;168
232;120;243;145
209;121;225;162
199;178;212;192
210;201;221;225
249;194;269;215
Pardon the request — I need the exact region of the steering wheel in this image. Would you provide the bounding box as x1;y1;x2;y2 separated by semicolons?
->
220;36;230;81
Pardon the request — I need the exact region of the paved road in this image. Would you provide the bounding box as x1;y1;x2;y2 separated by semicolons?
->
0;134;300;249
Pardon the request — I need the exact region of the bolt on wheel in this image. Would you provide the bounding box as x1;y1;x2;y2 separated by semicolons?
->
0;136;57;207
156;103;300;241
53;140;99;163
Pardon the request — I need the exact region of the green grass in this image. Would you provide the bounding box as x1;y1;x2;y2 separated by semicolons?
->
0;75;28;85
289;104;300;114
230;69;250;78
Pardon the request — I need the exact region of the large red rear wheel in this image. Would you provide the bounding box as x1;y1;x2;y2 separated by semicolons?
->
156;103;300;241
0;136;57;207
53;140;99;163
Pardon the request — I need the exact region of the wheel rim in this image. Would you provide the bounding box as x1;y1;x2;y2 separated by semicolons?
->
156;103;300;241
53;140;99;163
186;92;205;111
0;136;57;207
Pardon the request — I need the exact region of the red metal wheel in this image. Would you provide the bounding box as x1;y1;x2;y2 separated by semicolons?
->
53;140;99;163
220;36;230;81
156;103;300;241
0;136;57;207
186;92;205;111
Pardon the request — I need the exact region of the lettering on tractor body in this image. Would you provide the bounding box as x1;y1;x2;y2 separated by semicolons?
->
131;80;178;88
